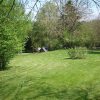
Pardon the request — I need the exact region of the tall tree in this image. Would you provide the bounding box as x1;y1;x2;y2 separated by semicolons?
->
57;0;82;48
31;1;60;50
0;0;32;70
60;0;81;32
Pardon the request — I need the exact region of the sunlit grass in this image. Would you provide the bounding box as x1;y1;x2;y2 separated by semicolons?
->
0;50;100;100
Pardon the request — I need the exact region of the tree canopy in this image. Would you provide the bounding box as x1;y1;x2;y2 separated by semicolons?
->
0;0;32;70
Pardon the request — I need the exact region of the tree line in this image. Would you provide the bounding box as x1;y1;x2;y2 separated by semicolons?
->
29;0;100;52
0;0;100;70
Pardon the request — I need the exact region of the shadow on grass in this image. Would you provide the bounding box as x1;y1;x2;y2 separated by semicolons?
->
0;66;12;71
89;51;100;54
64;58;85;60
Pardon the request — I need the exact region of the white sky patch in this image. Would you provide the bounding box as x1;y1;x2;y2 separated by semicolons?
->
24;0;47;20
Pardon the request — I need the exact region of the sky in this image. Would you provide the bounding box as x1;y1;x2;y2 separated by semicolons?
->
23;0;100;21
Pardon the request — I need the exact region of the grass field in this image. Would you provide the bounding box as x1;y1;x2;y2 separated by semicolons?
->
0;50;100;100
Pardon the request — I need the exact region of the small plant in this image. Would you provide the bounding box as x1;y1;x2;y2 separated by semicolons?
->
68;47;87;59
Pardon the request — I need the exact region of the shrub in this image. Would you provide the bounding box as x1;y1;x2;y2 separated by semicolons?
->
68;47;87;59
0;1;32;70
0;29;22;70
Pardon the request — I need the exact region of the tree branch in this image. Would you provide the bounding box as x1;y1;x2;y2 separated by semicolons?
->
6;0;15;17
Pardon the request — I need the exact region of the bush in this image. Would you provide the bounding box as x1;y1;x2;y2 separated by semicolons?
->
68;47;87;59
0;29;22;70
0;1;32;70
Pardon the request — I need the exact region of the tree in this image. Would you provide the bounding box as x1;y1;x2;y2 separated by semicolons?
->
30;21;46;51
0;0;32;70
74;19;100;48
58;0;82;48
31;1;61;50
61;0;81;32
92;19;100;47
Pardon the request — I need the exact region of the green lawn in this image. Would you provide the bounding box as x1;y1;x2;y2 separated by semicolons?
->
0;50;100;100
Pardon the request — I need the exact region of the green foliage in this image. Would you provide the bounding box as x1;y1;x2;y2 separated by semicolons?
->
47;39;62;50
62;20;100;49
0;0;32;70
78;22;95;48
57;1;82;48
30;1;60;51
30;22;46;51
31;21;60;50
75;21;100;48
68;47;87;59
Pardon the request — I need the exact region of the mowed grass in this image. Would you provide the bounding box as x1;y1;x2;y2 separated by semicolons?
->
0;50;100;100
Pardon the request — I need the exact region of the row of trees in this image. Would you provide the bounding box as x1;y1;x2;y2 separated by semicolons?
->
0;0;100;69
29;0;100;52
